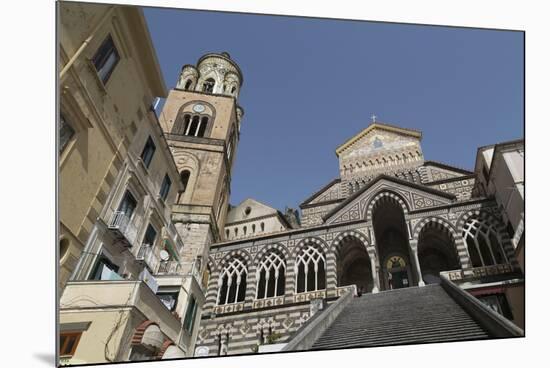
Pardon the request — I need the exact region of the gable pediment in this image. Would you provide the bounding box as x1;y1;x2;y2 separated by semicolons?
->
336;123;422;158
323;175;456;225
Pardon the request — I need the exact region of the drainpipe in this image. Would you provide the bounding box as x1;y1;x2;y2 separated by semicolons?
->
59;5;115;79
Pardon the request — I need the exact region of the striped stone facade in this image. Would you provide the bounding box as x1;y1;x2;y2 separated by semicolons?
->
197;182;521;356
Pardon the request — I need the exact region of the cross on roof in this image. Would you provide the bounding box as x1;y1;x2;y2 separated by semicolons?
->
371;114;377;123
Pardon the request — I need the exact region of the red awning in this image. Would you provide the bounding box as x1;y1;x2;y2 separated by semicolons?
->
468;286;506;297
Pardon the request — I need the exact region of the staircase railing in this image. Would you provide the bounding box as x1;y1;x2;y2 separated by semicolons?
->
440;276;524;337
281;290;354;352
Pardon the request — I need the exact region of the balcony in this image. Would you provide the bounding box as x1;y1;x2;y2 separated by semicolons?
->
136;244;160;274
107;211;138;247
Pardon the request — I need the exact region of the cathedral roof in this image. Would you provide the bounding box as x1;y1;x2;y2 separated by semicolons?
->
335;122;422;157
322;174;456;222
299;178;341;208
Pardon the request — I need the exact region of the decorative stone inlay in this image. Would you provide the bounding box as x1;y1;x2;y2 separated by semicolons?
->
213;301;245;314
441;264;515;282
252;296;285;309
293;290;327;303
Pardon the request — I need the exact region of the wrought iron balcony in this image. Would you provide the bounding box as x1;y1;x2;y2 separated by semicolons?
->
107;211;138;247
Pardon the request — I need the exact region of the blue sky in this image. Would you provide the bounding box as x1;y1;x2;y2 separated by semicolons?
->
144;7;523;212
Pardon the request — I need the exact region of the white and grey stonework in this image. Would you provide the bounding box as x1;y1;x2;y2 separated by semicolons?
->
152;53;523;356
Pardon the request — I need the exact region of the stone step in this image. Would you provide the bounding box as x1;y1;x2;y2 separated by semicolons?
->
311;284;490;350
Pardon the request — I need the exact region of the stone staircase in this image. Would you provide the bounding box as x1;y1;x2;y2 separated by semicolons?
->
311;284;490;350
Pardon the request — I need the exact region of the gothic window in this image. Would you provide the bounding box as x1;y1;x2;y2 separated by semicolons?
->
203;78;215;93
225;229;230;238
234;228;238;237
217;258;248;305
180;170;190;192
296;244;326;293
462;217;507;267
184;79;192;90
243;226;247;235
252;224;256;233
256;250;286;299
260;222;265;232
231;86;236;94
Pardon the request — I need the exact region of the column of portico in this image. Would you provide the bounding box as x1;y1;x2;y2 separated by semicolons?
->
366;227;381;293
408;238;425;287
405;219;425;287
366;245;380;293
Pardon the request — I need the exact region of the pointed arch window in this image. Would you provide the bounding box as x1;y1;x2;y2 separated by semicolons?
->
256;250;286;299
203;78;215;93
217;258;248;305
296;244;326;293
184;79;192;90
463;217;508;267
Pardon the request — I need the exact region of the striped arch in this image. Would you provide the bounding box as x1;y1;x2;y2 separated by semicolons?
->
412;216;459;241
249;243;290;301
206;256;217;272
218;249;252;269
411;216;468;270
292;237;329;293
291;237;329;257
457;209;517;268
365;190;410;224
327;230;371;291
253;243;290;265
330;230;370;256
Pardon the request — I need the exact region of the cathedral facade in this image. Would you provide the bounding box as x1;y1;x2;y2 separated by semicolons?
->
157;54;524;356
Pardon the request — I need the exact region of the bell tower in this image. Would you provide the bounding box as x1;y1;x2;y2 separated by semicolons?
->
158;52;244;265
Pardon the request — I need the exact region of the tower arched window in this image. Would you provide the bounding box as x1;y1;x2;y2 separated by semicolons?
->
231;86;236;94
203;78;215;93
463;217;507;267
198;117;208;137
217;258;248;305
296;244;326;293
184;79;192;90
172;114;190;135
180;170;190;192
256;250;286;299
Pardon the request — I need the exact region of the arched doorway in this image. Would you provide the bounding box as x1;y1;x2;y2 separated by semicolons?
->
337;237;373;294
417;222;460;284
372;194;414;290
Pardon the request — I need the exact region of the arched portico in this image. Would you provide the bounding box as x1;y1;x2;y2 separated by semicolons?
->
370;192;419;290
336;236;373;294
416;221;461;284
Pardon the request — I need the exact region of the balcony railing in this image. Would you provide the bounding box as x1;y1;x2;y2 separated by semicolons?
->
156;260;201;278
107;211;138;246
137;244;160;274
157;261;182;275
